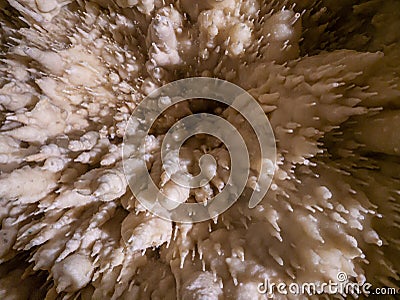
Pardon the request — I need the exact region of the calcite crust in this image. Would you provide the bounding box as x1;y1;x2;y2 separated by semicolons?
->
0;0;399;299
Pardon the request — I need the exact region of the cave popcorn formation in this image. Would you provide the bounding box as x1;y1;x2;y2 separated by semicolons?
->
0;0;400;299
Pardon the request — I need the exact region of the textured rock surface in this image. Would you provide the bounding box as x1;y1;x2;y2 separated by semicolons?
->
0;0;399;299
